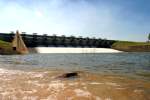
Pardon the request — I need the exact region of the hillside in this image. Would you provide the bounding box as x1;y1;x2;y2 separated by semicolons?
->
0;40;17;54
112;41;150;52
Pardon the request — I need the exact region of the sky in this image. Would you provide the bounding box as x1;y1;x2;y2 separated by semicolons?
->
0;0;150;41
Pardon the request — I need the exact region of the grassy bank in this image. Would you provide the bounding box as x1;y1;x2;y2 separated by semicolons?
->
112;41;150;52
0;40;17;54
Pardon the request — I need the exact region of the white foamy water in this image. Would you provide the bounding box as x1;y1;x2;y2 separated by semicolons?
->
74;89;92;97
31;47;122;53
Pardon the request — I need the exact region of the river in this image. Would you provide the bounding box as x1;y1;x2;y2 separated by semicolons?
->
0;53;150;100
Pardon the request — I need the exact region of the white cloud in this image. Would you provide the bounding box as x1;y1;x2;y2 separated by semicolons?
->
0;0;149;41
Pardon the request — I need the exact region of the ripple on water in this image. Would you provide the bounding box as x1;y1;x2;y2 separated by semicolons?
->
0;68;149;100
74;89;92;97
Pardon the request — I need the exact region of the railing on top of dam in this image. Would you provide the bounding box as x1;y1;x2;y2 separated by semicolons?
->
0;33;116;48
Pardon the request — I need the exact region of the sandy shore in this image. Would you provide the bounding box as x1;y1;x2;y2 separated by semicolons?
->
29;47;122;53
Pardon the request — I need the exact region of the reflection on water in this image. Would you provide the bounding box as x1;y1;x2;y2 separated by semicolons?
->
0;53;150;99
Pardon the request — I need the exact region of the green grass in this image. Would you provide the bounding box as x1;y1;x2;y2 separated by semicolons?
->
136;70;150;77
113;41;150;46
112;41;150;52
112;41;150;48
0;40;12;47
0;40;17;54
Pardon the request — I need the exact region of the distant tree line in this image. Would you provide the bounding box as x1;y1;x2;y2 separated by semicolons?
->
0;32;116;48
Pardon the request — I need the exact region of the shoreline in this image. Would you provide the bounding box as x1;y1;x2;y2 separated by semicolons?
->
29;47;122;53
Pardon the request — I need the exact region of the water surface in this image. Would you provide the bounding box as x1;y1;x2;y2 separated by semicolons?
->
0;53;150;100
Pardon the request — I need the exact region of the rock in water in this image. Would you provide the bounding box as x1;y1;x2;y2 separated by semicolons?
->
57;72;79;79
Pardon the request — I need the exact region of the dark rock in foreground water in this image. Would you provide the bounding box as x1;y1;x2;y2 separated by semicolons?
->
56;72;79;79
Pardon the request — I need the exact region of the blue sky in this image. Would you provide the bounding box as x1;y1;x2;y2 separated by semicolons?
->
0;0;150;41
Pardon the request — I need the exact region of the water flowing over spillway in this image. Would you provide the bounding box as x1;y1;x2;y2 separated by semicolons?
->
29;47;122;53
